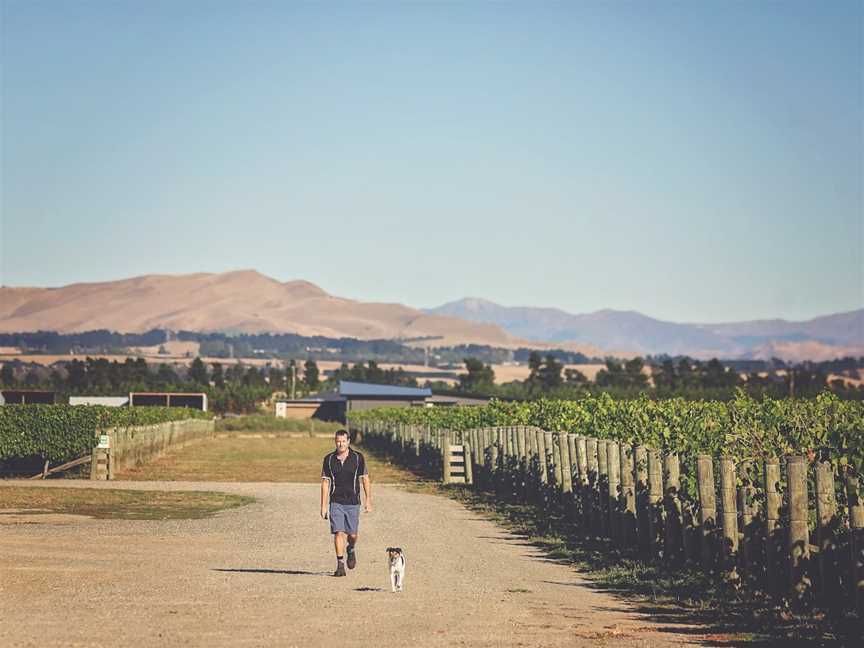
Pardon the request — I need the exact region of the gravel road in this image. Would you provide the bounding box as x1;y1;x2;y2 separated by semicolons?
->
1;481;702;647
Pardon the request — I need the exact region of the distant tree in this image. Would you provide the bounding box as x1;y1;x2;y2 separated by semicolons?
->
538;355;563;389
188;357;209;385
527;351;543;383
564;368;587;384
459;357;495;392
156;364;178;385
225;363;245;383
0;363;15;387
268;366;285;389
624;357;649;387
304;360;320;391
211;362;225;389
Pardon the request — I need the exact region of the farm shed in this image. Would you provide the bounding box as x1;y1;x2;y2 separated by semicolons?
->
129;392;208;411
69;396;130;407
1;389;55;405
339;380;432;414
283;381;433;423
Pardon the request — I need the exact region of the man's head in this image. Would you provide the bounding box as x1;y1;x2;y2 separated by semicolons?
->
334;429;350;453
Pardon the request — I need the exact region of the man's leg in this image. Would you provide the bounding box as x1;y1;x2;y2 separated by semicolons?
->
333;532;347;576
346;533;358;568
334;532;347;558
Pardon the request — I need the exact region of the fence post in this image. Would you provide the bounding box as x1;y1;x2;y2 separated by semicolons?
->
567;433;578;519
647;448;663;560
544;431;557;492
620;443;637;551
764;457;782;594
517;427;528;501
634;445;650;557
696;454;717;570
537;429;549;488
575;436;589;528
597;440;609;538
607;441;621;546
463;442;474;486
559;432;573;496
663;452;684;565
586;437;600;537
787;455;811;600
846;474;864;618
737;462;756;573
814;459;838;602
719;456;738;581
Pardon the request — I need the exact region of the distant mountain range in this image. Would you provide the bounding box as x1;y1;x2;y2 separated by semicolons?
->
425;298;864;362
1;271;860;361
0;271;532;349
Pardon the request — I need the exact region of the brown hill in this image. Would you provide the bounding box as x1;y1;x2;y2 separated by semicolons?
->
0;270;537;348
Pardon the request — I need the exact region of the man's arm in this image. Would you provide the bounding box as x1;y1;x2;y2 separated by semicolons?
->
320;478;330;519
361;474;372;513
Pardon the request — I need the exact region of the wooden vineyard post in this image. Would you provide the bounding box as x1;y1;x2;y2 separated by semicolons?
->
620;443;637;551
463;443;474;486
647;448;663;560
786;455;811;599
517;427;528;501
535;429;549;489
489;432;499;490
736;462;756;573
719;456;738;581
559;432;573;497
575;436;589;529
566;434;577;508
544;431;557;492
597;440;609;538
696;455;717;570
663;452;684;565
814;459;837;601
607;441;621;546
764;457;782;594
586;437;600;537
846;474;864;618
525;428;537;498
634;445;650;557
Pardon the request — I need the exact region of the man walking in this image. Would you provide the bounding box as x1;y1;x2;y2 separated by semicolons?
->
320;429;372;577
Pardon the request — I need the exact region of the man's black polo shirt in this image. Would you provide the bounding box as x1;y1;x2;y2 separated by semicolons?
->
321;449;368;505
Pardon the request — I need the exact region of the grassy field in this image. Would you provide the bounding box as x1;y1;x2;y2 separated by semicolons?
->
215;414;343;434
0;486;253;520
117;434;425;484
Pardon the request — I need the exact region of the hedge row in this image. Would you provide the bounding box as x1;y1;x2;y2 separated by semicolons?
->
0;404;209;463
348;391;864;477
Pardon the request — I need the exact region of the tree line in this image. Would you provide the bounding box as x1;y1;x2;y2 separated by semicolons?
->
450;352;864;401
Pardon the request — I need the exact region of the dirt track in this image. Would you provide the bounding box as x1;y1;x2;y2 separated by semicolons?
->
0;481;702;647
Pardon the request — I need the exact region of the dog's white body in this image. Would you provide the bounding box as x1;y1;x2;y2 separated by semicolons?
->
387;549;406;592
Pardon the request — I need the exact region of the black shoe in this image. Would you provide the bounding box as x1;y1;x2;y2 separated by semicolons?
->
346;547;357;570
334;562;346;577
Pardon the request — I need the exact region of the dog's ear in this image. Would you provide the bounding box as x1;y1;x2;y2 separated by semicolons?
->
394;547;402;553
385;547;393;553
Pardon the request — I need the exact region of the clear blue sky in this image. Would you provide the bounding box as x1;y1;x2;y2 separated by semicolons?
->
1;1;861;324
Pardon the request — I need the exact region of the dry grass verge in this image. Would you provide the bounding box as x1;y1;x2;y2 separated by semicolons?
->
0;486;253;520
117;434;427;484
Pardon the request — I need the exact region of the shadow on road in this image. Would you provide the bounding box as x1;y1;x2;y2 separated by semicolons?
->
213;568;328;576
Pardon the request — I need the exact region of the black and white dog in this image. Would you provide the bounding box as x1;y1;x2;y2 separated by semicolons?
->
386;547;406;592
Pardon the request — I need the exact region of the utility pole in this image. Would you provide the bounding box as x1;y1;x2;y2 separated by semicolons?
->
290;361;297;400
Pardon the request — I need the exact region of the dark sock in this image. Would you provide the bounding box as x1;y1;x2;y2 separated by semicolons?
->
337;556;344;562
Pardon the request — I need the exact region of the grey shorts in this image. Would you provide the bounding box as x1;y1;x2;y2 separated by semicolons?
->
329;503;360;534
